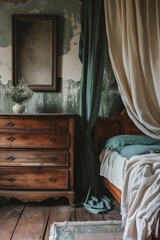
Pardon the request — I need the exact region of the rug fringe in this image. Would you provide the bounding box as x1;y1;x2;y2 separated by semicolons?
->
49;223;57;240
49;220;123;240
51;220;122;226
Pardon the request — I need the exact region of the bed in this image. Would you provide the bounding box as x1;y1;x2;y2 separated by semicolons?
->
94;109;144;203
94;110;160;239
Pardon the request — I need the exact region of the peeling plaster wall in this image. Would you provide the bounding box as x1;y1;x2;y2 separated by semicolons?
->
0;0;81;114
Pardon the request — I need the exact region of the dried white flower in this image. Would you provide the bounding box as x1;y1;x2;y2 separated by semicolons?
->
3;77;33;104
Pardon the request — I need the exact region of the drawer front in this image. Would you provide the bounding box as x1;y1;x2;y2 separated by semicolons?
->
0;133;69;149
0;117;68;129
0;151;69;166
0;168;68;189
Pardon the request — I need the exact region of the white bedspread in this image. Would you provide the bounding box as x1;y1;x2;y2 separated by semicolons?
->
121;153;160;240
99;149;128;191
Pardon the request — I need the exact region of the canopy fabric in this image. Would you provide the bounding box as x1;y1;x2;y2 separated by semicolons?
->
104;0;160;139
77;0;106;197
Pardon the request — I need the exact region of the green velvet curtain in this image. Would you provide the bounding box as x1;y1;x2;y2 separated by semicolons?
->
78;0;106;198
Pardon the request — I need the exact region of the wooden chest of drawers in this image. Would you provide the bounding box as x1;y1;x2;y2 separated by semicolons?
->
0;114;75;205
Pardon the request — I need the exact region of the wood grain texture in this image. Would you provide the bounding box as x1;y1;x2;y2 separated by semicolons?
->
0;114;75;205
0;205;24;240
75;206;104;221
0;191;75;205
0;150;69;166
0;168;69;189
12;206;49;240
94;109;143;151
44;205;72;240
0;198;121;240
104;178;121;204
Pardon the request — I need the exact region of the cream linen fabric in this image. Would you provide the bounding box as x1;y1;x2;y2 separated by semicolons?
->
99;149;127;191
121;153;160;240
104;0;160;139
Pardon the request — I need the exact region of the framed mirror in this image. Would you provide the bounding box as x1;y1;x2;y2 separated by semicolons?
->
12;14;57;91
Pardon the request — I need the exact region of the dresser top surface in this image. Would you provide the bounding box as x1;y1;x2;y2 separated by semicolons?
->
0;113;76;117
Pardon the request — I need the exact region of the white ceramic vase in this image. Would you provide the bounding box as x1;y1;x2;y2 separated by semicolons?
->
12;103;25;114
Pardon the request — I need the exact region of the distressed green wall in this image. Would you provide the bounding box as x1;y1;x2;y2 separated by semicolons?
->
0;0;123;117
99;44;124;118
0;0;81;114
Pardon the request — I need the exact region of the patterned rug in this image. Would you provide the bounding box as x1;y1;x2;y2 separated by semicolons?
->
49;220;123;240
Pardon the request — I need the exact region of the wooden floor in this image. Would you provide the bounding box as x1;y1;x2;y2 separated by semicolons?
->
0;196;121;240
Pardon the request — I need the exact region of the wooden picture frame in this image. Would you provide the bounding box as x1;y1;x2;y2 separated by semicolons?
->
12;14;57;91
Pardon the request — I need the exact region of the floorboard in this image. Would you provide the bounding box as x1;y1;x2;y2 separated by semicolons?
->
0;198;121;240
0;205;24;240
75;206;104;221
44;205;71;240
12;206;49;240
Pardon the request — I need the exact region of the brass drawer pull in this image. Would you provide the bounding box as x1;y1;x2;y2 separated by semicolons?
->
7;121;14;127
8;177;15;182
49;156;57;161
7;136;15;142
50;137;57;142
48;122;56;127
6;156;16;161
48;177;57;182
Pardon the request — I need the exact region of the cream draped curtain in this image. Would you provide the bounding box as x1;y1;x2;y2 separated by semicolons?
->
104;0;160;139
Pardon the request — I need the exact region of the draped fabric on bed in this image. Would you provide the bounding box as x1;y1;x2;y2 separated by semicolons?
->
104;0;160;139
77;0;106;197
103;1;160;238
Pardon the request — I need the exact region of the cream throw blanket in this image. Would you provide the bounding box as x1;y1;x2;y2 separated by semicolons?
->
121;153;160;240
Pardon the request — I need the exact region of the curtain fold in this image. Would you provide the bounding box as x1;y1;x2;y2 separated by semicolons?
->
77;0;106;197
104;0;160;139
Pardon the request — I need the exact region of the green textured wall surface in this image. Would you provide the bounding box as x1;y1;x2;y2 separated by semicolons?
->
0;0;81;114
0;0;122;117
99;45;124;118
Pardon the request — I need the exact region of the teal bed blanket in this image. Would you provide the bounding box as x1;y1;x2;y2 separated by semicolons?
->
103;135;160;159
